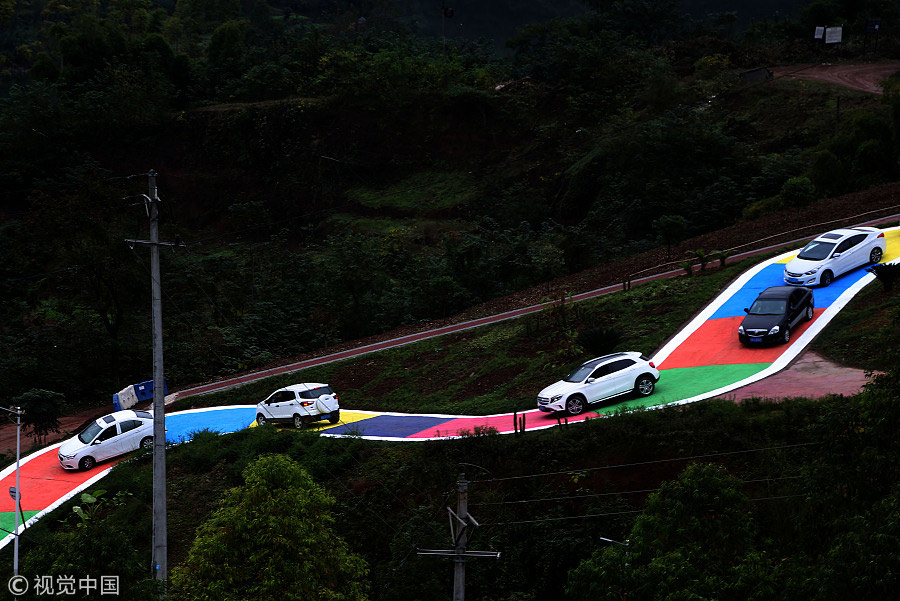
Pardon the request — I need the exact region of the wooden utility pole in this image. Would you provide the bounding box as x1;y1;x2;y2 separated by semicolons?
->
417;473;500;601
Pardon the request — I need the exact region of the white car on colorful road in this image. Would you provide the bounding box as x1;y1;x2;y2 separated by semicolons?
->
58;409;154;470
255;383;341;428
784;227;885;286
537;352;659;416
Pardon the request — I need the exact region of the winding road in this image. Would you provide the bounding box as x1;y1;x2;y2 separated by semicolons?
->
3;227;898;548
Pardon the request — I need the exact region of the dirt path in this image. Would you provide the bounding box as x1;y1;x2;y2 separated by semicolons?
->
771;63;900;94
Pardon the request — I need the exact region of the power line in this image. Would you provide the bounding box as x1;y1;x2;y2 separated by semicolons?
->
469;476;804;507
470;442;821;484
483;492;810;528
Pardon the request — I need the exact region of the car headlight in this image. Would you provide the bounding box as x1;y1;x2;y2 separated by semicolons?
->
803;267;820;275
769;325;780;335
738;325;744;334
550;394;563;402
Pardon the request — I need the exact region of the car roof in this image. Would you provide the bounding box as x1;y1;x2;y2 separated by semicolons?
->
97;409;152;424
814;227;879;241
757;286;803;299
581;351;640;368
277;383;330;393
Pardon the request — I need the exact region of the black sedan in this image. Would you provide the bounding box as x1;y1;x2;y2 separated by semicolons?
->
738;286;814;346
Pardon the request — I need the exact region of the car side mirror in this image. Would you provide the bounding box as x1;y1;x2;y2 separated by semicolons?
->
92;440;102;445
832;252;842;258
586;378;596;383
743;308;749;313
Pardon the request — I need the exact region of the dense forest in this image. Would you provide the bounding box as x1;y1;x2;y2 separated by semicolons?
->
4;0;900;410
4;1;900;600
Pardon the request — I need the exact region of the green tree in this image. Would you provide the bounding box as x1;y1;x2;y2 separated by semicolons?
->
652;214;687;258
169;454;369;601
13;388;65;446
566;463;775;601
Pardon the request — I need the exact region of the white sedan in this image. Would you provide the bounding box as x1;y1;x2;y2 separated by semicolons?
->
58;409;155;470
784;227;885;287
537;352;660;416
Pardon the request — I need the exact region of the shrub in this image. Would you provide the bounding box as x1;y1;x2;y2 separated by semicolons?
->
577;326;622;356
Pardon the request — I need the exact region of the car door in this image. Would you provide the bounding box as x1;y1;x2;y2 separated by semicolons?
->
605;359;638;394
117;419;144;453
270;391;297;420
788;289;804;327
833;234;867;276
582;364;618;403
90;424;125;462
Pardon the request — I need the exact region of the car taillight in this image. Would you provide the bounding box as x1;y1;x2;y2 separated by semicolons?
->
300;401;314;407
878;232;884;238
649;362;656;368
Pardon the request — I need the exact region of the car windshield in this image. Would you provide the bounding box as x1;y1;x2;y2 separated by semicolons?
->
78;421;104;444
564;364;596;383
748;299;787;315
797;240;836;261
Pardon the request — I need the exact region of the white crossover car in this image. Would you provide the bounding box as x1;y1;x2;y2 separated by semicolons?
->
784;227;885;287
537;352;660;416
256;383;340;428
58;409;155;470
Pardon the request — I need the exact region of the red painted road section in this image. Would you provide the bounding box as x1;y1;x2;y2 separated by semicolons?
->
406;408;596;438
660;309;825;369
0;448;119;512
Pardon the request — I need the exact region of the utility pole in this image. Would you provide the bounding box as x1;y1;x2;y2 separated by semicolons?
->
148;170;167;584
417;473;500;601
1;405;23;580
125;171;181;586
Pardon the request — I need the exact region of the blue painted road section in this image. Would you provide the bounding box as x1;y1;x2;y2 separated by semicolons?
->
165;406;256;443
710;264;870;320
325;415;456;438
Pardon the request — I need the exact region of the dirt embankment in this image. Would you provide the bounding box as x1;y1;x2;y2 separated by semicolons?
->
771;63;900;94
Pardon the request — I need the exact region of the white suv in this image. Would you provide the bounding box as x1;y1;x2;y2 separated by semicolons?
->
537;352;659;416
256;383;340;428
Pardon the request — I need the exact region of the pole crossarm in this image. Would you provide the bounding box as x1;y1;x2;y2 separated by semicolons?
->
416;549;501;558
125;239;185;248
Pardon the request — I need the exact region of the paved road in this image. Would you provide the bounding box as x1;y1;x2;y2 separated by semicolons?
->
4;228;898;548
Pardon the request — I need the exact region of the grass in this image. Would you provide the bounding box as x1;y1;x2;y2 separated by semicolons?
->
172;251;784;415
346;170;478;214
811;282;900;371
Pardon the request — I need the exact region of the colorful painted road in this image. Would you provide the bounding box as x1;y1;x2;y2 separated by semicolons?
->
3;228;899;548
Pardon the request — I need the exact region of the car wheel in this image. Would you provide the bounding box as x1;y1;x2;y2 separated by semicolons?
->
782;327;791;344
256;413;267;426
79;456;96;471
820;271;833;287
565;395;586;416
870;247;884;263
140;436;153;450
329;410;340;424
805;305;814;321
293;414;303;429
635;375;655;397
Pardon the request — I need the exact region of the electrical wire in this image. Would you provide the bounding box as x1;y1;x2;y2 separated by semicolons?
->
469;441;822;484
469;475;804;507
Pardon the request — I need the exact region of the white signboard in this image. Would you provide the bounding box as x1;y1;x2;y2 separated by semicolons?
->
825;26;843;44
814;26;824;39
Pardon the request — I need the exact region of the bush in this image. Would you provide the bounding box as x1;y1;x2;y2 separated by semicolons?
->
577;326;622;356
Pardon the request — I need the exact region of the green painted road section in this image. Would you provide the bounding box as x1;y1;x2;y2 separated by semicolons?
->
0;510;39;538
594;363;771;415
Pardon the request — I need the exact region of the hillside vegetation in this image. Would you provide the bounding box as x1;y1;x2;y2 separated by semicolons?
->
4;0;900;408
4;1;900;599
